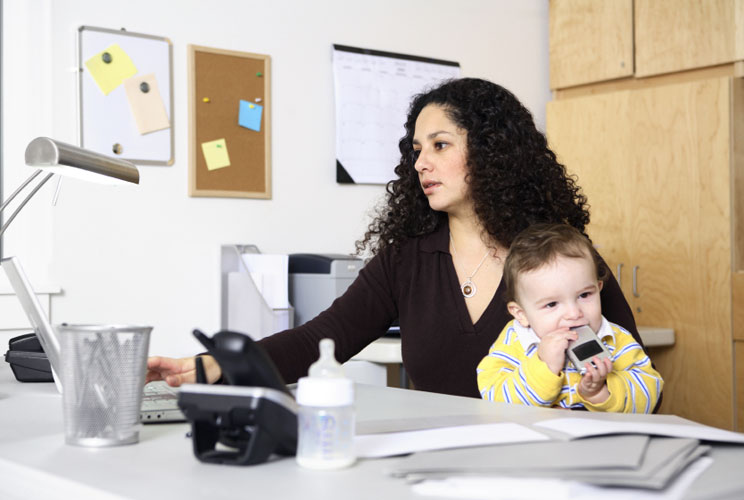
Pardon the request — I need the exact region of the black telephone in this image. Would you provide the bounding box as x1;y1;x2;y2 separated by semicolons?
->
177;329;297;466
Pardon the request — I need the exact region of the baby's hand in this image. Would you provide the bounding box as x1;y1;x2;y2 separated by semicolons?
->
537;328;577;375
578;356;612;403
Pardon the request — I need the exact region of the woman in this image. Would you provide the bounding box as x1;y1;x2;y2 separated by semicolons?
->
147;78;643;398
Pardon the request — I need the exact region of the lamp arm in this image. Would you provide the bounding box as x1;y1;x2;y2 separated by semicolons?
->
0;170;55;238
0;169;44;213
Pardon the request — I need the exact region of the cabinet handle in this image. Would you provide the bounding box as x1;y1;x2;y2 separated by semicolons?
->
632;265;640;298
616;263;623;288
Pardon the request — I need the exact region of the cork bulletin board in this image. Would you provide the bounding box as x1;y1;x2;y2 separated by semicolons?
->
188;45;271;198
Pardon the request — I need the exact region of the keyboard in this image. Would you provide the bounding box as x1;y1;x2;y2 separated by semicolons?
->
140;381;185;423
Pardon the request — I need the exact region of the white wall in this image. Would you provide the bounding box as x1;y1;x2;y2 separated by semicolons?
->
2;0;550;357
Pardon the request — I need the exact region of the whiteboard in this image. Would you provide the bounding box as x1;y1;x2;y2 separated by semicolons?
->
333;45;460;185
78;26;174;165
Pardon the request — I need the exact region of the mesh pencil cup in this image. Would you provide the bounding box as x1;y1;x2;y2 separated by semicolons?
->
58;324;151;447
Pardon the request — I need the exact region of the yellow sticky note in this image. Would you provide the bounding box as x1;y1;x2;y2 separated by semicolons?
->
85;44;138;95
123;73;170;134
201;139;231;170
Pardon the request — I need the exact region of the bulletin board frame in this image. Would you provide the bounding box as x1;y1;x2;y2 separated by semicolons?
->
188;45;271;199
78;25;174;166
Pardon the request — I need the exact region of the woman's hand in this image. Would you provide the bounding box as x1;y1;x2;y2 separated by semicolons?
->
145;355;222;386
577;356;612;403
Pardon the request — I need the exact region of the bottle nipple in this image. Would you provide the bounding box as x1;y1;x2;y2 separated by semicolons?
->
308;338;345;378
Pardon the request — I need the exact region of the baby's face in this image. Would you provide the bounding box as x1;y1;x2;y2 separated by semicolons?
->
511;254;603;337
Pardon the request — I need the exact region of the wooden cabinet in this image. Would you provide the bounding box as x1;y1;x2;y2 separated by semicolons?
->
550;0;744;90
549;0;634;88
635;0;744;77
546;77;743;429
737;341;744;431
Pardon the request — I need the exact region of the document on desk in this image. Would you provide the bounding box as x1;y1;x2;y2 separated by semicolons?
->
535;417;744;444
389;435;650;475
354;422;549;458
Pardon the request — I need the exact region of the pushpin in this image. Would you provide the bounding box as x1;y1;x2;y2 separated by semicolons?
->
256;71;262;77
249;104;255;109
202;97;210;103
102;52;113;64
255;97;262;103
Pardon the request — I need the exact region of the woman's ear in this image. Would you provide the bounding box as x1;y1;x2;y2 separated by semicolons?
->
507;301;530;328
598;280;604;292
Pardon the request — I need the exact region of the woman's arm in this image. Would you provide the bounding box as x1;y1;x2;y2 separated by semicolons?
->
258;249;399;384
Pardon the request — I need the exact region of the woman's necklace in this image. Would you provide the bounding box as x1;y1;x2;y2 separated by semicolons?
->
449;235;491;298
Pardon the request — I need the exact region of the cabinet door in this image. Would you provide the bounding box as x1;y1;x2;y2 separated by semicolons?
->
629;78;733;429
549;0;634;89
546;92;634;298
737;341;744;431
635;0;744;77
547;78;734;428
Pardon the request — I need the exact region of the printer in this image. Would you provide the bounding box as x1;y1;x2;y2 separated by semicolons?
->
288;254;363;326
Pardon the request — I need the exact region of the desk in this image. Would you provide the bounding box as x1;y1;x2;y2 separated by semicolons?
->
0;364;741;500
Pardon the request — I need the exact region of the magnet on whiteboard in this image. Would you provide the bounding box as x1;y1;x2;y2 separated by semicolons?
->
112;143;123;155
139;81;150;93
102;52;113;64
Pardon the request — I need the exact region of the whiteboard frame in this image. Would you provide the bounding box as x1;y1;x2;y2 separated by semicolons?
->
77;25;174;166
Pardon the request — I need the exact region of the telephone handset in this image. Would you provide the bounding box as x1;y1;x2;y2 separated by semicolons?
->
566;325;611;374
192;328;290;393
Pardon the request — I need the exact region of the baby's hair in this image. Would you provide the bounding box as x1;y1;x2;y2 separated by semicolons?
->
503;223;608;303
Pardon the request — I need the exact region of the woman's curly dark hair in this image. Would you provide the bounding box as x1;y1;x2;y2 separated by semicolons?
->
355;78;589;255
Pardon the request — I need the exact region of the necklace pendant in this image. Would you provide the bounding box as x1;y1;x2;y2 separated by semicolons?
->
461;280;476;298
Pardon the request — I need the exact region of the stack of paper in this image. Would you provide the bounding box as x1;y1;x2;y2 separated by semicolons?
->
387;435;709;490
365;414;744;497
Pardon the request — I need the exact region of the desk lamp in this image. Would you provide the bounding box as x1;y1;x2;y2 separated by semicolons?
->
0;137;140;383
0;137;139;238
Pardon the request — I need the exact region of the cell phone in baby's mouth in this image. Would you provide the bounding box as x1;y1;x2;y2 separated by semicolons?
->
566;325;611;374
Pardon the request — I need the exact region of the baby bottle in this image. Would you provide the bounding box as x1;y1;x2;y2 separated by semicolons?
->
295;338;356;469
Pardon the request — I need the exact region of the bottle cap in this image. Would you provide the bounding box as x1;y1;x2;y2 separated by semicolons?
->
296;376;354;407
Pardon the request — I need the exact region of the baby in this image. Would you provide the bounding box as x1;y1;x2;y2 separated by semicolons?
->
477;223;663;412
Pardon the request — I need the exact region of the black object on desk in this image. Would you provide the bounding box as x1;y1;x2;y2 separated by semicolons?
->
177;329;298;466
4;333;54;382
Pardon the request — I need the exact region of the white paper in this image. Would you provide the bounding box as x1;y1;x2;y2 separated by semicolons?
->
240;254;289;309
354;422;548;458
535;417;744;444
333;46;460;184
410;456;713;500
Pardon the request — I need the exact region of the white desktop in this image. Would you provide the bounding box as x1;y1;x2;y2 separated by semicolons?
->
1;361;744;500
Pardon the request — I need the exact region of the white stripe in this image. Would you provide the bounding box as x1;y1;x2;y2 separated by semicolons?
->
489;351;521;366
517;367;551;405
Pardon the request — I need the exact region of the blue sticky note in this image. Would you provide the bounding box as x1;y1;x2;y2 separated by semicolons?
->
239;100;263;132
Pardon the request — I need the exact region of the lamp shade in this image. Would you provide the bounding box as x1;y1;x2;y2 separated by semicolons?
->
25;137;139;185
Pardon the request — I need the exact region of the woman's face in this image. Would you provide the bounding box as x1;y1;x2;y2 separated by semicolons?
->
412;105;471;215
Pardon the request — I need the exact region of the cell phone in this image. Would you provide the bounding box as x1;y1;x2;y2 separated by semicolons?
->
566;325;611;374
